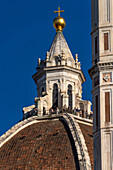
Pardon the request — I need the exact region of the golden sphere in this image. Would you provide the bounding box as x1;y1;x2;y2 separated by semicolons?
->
53;16;66;32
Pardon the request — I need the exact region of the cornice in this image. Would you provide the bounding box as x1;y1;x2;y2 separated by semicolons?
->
91;25;113;35
89;62;113;79
33;65;86;84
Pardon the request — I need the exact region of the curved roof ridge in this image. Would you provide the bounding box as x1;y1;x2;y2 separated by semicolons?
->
0;118;78;169
61;113;92;170
0;115;61;148
0;116;38;147
0;114;93;169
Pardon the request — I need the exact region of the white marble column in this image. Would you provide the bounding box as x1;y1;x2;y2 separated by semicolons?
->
58;87;61;109
49;87;53;108
37;97;43;116
62;94;68;108
62;78;66;92
72;90;75;109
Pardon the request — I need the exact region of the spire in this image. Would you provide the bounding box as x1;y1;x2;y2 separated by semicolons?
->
53;7;66;32
48;31;74;62
45;7;78;68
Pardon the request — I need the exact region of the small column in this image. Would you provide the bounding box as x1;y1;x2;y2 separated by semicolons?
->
37;97;43;116
62;78;66;91
62;94;68;108
58;87;61;109
72;90;75;109
46;51;50;67
49;86;53;108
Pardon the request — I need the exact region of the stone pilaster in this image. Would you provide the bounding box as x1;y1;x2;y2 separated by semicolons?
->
89;0;113;169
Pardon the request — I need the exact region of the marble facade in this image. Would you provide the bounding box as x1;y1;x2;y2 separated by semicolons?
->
89;0;113;169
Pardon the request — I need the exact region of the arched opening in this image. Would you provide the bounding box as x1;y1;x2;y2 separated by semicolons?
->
80;103;84;117
43;107;46;115
68;84;72;109
53;83;58;108
43;100;47;115
55;56;59;66
41;87;44;96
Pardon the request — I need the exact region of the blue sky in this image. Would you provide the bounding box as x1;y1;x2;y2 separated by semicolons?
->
0;0;92;136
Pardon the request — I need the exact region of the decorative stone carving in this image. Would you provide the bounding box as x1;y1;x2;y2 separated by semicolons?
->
38;58;41;66
102;73;111;83
46;51;50;61
75;54;78;63
61;50;65;59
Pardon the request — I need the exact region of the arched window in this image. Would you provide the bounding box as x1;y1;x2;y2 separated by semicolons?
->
68;84;72;109
41;87;44;96
53;83;58;107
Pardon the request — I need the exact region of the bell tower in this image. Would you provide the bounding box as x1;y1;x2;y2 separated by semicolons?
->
89;0;113;169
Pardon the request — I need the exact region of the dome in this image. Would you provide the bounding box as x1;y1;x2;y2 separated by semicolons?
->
53;16;66;32
0;114;94;169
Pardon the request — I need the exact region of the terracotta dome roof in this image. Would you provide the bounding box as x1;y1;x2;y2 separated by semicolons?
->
0;115;93;169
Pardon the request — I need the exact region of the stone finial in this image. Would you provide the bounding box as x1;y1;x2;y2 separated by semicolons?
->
38;58;41;65
75;54;78;62
34;97;38;103
75;54;81;69
46;51;50;61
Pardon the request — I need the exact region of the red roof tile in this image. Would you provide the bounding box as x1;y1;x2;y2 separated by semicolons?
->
0;120;77;169
0;118;94;170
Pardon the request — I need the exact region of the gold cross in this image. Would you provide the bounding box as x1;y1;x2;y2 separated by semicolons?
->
54;7;64;17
